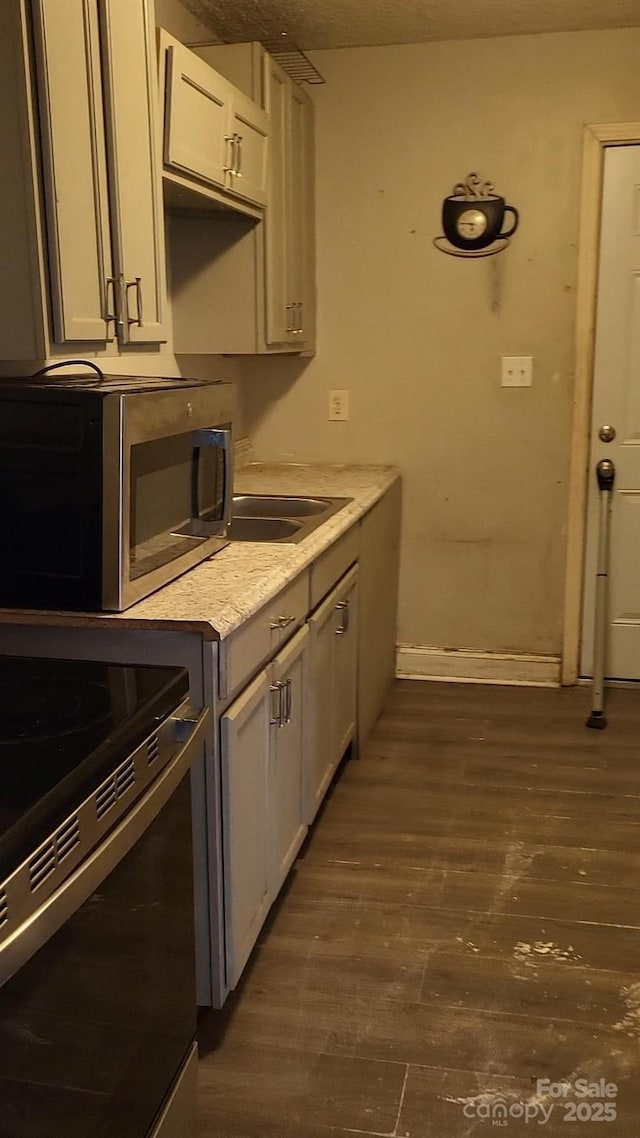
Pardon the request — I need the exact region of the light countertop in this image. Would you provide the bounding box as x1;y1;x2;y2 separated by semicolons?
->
0;463;399;641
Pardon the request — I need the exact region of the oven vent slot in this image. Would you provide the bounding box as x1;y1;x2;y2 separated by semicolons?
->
0;890;8;929
28;814;81;893
146;734;160;765
95;756;136;820
55;816;81;861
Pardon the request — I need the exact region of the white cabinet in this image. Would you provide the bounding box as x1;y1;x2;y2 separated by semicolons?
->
99;0;167;344
220;669;272;990
162;32;268;210
9;0;168;354
220;625;309;989
168;41;316;356
305;567;359;824
269;627;308;893
0;0;167;359
32;0;112;343
263;56;315;349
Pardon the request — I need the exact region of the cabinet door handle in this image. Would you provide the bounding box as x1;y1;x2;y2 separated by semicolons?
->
235;134;243;177
283;678;292;724
296;302;304;335
125;277;143;326
223;134;235;174
270;682;284;726
270;614;295;631
285;304;295;334
104;277;117;327
335;599;350;635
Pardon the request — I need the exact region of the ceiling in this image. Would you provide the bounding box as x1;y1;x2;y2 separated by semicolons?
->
181;0;640;50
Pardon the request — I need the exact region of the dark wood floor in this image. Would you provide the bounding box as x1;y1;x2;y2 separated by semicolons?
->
198;680;640;1136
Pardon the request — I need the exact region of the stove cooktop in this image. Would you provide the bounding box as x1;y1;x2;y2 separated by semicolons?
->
0;656;189;879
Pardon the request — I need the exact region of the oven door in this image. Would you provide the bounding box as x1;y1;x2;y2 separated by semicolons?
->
0;708;208;1138
103;386;234;611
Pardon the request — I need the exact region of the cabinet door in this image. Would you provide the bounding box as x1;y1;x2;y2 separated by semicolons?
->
288;82;315;349
164;37;233;193
270;626;309;892
262;54;293;345
227;89;269;207
305;589;335;825
99;0;167;344
305;567;359;824
221;669;271;989
33;0;112;343
332;572;359;759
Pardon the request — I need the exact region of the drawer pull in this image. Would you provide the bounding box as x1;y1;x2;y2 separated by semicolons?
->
270;682;285;726
270;615;295;631
335;599;350;636
283;678;292;724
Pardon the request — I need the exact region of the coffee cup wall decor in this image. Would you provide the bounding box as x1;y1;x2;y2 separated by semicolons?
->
434;173;519;258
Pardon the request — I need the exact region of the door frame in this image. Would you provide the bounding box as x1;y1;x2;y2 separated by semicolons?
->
562;121;640;685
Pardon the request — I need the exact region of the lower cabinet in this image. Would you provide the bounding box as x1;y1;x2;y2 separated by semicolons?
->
220;625;308;989
269;626;309;894
305;566;359;825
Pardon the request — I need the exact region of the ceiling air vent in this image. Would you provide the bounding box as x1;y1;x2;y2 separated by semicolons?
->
261;41;324;84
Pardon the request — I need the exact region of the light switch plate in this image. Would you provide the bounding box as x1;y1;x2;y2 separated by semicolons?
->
501;356;533;387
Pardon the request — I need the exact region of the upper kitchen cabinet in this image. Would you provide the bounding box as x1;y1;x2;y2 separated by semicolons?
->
263;56;316;348
168;42;316;356
0;0;167;363
162;33;268;212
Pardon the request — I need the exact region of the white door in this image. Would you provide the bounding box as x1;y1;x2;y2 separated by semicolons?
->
33;0;112;343
262;55;293;344
581;145;640;680
220;669;272;989
163;37;233;193
269;626;308;893
226;88;269;207
99;0;167;344
332;573;359;759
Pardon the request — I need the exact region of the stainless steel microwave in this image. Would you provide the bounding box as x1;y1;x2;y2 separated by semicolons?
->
0;375;234;611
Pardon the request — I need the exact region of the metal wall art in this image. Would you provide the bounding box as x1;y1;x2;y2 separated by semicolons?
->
434;173;519;258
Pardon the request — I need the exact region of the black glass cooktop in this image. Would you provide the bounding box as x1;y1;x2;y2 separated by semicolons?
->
0;656;189;879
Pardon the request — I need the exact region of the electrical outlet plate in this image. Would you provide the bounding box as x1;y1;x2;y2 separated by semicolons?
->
328;389;349;421
501;356;533;387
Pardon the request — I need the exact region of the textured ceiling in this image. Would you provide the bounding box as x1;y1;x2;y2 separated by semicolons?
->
181;0;640;49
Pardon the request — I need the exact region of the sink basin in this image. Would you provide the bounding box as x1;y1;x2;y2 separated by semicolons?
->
228;494;353;543
232;495;332;518
227;517;303;542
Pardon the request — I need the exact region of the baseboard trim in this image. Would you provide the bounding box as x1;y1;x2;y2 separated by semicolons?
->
396;645;561;688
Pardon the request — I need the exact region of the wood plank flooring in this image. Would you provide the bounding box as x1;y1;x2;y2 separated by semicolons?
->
198;680;640;1136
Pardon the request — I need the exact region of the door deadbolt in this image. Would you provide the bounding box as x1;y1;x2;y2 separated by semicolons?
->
598;425;616;443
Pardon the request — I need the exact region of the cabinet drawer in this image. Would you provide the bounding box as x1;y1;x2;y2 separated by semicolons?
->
219;571;309;700
310;526;359;609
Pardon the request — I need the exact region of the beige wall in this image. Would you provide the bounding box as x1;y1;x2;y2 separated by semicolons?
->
154;0;214;42
238;28;640;658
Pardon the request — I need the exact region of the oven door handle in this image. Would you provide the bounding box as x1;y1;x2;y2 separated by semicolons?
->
192;426;234;531
0;706;209;988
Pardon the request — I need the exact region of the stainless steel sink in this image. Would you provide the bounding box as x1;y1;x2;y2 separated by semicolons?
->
227;517;303;542
232;495;332;519
228;494;353;543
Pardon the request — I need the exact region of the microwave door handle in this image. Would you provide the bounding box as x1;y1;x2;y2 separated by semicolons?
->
192;427;234;527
